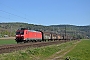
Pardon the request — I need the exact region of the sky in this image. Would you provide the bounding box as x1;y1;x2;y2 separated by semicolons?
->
0;0;90;26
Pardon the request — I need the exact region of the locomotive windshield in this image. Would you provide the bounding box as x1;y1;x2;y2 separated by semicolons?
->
16;31;24;35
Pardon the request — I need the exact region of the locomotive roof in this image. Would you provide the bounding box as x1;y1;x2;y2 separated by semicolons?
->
28;30;41;32
18;28;41;32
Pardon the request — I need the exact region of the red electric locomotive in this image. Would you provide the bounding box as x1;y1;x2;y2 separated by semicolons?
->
15;28;42;43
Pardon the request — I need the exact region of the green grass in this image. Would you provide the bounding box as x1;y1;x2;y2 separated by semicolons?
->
64;39;90;60
0;40;77;60
0;39;17;45
1;39;90;60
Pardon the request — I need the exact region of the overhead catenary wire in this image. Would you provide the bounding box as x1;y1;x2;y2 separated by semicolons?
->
0;15;15;21
0;2;38;24
0;2;30;18
0;10;30;21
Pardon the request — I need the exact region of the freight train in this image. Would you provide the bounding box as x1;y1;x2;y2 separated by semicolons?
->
15;28;65;43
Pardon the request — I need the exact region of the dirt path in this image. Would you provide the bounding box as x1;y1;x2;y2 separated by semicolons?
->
47;40;81;60
0;37;15;40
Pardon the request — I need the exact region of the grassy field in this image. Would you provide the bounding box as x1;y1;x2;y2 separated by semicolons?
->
0;39;17;45
64;39;90;60
0;40;77;60
0;39;89;60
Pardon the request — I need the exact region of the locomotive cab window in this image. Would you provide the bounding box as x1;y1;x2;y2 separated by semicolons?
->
16;31;24;35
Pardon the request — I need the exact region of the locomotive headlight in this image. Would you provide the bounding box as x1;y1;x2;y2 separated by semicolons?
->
21;35;24;36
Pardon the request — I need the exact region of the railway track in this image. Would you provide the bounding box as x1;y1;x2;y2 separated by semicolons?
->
0;40;69;54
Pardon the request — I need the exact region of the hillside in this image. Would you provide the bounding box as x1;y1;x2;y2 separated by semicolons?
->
0;22;90;39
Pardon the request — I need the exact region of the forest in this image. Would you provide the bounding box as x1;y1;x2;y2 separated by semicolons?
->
0;22;90;39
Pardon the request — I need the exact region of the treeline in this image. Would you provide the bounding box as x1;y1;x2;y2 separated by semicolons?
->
0;22;90;39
